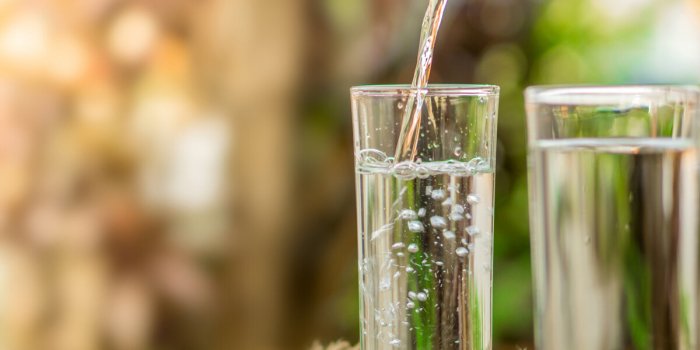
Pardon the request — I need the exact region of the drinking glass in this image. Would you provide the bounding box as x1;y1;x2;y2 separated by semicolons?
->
351;84;499;350
525;85;700;350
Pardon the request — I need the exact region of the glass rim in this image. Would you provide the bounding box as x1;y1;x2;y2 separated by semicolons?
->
525;84;700;105
351;84;500;97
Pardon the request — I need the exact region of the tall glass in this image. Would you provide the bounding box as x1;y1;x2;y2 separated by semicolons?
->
351;85;500;350
525;86;700;350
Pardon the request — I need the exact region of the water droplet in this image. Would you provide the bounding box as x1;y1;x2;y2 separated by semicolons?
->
416;292;428;301
435;261;444;266
406;266;415;273
454;147;463;157
399;209;418;220
389;338;401;347
452;204;465;214
466;226;481;236
456;247;469;257
431;189;446;201
430;216;447;229
461;238;469;245
392;242;405;250
396;252;404;257
443;230;456;240
408;221;425;233
407;301;415;309
393;272;401;279
407;243;419;253
417;208;427;217
408;291;417;300
467;194;481;205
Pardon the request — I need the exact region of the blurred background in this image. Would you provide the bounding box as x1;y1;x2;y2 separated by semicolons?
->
0;0;698;349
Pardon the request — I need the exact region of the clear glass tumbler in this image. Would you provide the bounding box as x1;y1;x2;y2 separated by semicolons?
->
525;86;700;350
351;85;499;350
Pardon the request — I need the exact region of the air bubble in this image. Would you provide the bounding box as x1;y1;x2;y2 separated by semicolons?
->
442;197;454;207
407;301;415;309
454;147;463;157
416;166;430;179
431;189;446;201
456;247;469;257
417;208;427;217
430;216;447;229
408;221;425;233
389;339;401;347
379;277;391;291
466;226;481;236
466;157;487;173
357;149;389;164
449;213;464;221
406;266;415;273
392;242;405;250
399;209;418;220
467;194;481;205
435;261;444;266
443;230;456;240
408;291;417;300
416;292;428;301
393;161;417;179
407;243;419;253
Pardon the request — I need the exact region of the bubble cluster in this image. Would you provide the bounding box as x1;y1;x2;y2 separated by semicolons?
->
357;149;489;177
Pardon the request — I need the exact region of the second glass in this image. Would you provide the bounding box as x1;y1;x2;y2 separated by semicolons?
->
352;85;499;349
525;86;700;350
